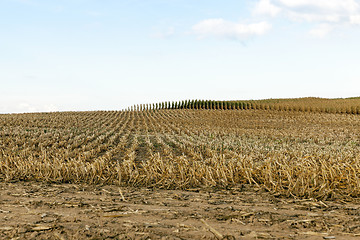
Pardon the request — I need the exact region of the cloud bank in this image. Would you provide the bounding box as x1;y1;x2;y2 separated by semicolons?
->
192;1;360;41
254;0;360;36
192;19;271;40
0;101;59;114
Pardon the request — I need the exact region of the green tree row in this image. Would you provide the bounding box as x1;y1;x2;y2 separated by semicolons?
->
127;100;257;111
126;99;360;114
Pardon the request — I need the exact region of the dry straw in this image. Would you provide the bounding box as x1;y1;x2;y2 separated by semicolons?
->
1;99;360;200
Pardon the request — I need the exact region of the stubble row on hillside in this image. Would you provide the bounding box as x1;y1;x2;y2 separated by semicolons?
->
1;104;360;200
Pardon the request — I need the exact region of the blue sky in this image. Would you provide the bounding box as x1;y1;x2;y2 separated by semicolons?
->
1;0;360;113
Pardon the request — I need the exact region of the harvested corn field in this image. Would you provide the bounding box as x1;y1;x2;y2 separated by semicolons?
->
1;106;360;239
1;109;360;199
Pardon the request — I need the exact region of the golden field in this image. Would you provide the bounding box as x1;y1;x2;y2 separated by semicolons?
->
1;98;360;200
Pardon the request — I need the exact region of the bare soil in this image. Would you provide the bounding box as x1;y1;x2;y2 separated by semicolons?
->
1;182;360;240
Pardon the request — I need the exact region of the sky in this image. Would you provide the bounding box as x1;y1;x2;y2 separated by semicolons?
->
1;0;360;113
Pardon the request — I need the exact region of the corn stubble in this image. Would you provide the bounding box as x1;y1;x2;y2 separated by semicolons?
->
1;108;360;200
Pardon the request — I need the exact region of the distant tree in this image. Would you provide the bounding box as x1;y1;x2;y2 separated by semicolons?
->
185;100;190;108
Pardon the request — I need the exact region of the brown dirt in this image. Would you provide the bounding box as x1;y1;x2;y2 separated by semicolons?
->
1;182;360;240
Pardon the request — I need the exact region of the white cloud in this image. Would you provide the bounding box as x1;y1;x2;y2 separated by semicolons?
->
275;0;359;13
287;12;340;23
192;19;271;40
350;14;360;24
0;102;59;114
309;24;334;37
254;0;360;36
254;0;282;17
273;0;360;23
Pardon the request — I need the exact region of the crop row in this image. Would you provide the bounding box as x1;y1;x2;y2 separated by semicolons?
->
1;109;360;199
127;98;360;115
